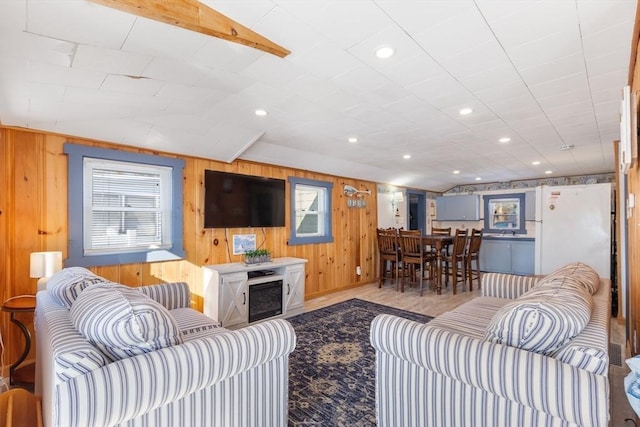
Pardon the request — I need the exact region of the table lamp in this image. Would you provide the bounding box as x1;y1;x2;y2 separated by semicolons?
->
30;251;63;291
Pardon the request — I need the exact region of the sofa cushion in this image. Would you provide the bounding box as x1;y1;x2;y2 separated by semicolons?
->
47;267;112;308
484;276;593;355
70;284;183;361
538;262;600;295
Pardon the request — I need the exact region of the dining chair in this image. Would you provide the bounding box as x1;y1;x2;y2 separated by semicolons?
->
465;228;483;290
376;228;400;290
430;227;451;254
442;228;468;294
398;230;433;295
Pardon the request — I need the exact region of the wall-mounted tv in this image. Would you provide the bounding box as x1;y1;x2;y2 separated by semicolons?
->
204;170;286;228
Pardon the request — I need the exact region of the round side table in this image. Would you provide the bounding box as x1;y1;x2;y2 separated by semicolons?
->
2;295;36;388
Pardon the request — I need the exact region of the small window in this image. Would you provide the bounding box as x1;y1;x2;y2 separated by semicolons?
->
483;193;526;234
65;143;185;267
288;177;333;245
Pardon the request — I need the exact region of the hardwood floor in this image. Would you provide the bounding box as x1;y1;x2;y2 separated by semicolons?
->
295;278;638;427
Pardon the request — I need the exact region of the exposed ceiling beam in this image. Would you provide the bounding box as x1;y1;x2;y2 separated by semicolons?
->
90;0;291;58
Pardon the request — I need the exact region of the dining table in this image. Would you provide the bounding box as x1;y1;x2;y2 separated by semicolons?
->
422;234;454;295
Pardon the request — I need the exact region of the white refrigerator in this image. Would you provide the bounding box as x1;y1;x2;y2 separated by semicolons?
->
534;183;611;278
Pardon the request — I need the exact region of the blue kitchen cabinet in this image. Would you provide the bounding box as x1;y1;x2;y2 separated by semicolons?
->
479;237;535;275
435;195;480;221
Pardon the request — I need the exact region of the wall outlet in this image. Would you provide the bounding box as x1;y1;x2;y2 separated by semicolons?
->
356;266;362;276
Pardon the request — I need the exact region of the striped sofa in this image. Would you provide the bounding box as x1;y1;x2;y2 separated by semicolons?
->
370;263;610;427
35;276;296;427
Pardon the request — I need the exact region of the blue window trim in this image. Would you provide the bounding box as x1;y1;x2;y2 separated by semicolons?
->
483;192;526;235
288;177;334;245
64;143;185;267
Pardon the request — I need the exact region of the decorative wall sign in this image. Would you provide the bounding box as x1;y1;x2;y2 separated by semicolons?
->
347;199;367;208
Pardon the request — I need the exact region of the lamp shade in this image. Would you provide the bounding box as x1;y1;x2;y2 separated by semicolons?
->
30;251;63;278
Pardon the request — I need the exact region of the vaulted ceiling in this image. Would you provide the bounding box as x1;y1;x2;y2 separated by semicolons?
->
0;0;636;191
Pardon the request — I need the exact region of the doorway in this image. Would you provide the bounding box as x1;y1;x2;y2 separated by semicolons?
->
407;190;426;233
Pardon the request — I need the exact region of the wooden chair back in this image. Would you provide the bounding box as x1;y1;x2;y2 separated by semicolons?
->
451;229;468;258
377;228;398;256
431;227;451;236
467;228;483;255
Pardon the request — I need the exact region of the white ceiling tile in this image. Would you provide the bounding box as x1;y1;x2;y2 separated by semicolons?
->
582;21;635;61
100;74;164;96
586;50;631;78
27;61;105;89
27;0;135;50
479;0;579;49
123;19;210;60
0;32;74;67
507;30;582;70
413;7;496;62
441;41;512;80
474;81;532;105
73;45;152;76
529;72;589;99
275;0;389;49
576;0;637;37
518;53;585;86
240;54;305;87
192;37;263;73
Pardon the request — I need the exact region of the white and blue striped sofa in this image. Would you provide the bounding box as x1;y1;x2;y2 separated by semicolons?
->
371;263;610;427
35;273;296;427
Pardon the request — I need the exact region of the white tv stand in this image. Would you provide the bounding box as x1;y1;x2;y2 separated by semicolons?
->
202;257;307;328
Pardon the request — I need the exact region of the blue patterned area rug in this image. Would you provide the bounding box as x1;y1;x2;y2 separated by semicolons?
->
287;298;433;426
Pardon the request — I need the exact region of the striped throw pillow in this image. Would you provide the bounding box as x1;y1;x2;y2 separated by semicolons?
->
70;284;183;361
539;262;600;295
484;275;593;355
47;267;112;308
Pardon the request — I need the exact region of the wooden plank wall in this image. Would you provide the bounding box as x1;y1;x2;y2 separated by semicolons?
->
626;5;640;356
0;126;378;366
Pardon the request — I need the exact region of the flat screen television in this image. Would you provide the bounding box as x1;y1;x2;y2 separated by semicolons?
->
204;170;286;228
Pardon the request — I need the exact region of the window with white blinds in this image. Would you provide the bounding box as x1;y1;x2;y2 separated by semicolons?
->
83;158;172;255
65;143;185;267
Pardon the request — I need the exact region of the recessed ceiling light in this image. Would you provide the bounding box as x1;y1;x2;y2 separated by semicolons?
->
475;177;482;181
498;137;511;143
532;161;541;165
348;137;358;143
375;46;395;59
459;108;473;115
453;170;460;174
545;170;553;174
403;154;411;159
255;109;268;116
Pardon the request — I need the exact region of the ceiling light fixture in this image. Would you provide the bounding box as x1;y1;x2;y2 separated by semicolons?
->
498;137;511;143
532;161;541;165
403;154;411;159
459;108;473;115
375;46;395;59
475;177;482;181
545;170;553;174
255;109;268;116
348;137;358;143
453;170;460;174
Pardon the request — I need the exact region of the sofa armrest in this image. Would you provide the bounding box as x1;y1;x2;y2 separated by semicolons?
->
370;314;608;427
139;282;191;309
55;318;296;427
480;273;538;299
